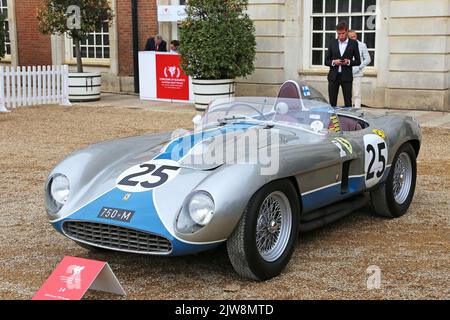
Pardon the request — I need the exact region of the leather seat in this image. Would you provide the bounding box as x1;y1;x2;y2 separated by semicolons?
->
339;115;362;131
277;81;301;100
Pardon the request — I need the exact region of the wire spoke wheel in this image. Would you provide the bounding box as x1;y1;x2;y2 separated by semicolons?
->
256;191;292;262
370;143;417;218
392;152;413;205
227;180;299;280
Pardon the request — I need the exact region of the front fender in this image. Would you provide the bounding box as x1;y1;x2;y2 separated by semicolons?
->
174;164;273;243
47;132;172;221
372;115;421;164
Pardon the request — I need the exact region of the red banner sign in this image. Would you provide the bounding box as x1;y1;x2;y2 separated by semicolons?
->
32;256;125;300
156;54;190;101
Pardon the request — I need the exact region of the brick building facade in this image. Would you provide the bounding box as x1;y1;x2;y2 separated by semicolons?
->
1;0;159;92
1;0;449;111
15;0;52;66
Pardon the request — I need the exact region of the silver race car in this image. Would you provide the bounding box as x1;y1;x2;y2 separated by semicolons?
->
45;80;421;280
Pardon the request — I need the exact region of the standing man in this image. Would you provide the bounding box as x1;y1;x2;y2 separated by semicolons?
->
348;30;372;109
325;22;361;107
144;35;167;52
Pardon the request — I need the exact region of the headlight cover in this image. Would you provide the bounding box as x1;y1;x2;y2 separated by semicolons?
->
188;191;215;226
46;174;70;216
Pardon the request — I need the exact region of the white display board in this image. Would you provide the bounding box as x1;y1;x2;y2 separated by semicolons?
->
157;5;187;22
139;51;193;103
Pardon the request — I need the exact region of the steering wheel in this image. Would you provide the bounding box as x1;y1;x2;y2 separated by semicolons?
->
224;102;266;120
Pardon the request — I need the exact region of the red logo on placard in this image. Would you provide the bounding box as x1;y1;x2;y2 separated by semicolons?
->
164;66;181;78
60;264;85;290
32;256;125;300
156;54;189;101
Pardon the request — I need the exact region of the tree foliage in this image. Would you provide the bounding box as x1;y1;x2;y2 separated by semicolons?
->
178;0;256;80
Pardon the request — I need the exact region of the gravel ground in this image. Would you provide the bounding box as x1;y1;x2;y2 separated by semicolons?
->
0;105;449;300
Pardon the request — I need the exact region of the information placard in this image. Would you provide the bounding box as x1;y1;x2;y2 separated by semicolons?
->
32;256;125;300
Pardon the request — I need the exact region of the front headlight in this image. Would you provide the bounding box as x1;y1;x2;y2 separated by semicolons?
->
188;191;215;226
46;174;70;216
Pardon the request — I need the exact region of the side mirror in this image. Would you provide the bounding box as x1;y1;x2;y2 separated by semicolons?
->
192;114;202;127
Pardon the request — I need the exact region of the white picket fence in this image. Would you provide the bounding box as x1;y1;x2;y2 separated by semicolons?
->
0;65;71;113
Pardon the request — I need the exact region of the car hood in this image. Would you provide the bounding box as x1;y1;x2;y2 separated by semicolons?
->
48;123;275;219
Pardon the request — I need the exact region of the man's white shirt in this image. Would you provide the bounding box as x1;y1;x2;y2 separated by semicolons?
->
332;38;350;73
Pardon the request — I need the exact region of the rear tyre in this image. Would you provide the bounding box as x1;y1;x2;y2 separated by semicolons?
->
227;180;299;281
370;143;417;218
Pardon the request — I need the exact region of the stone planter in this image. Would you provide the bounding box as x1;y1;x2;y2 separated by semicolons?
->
192;79;236;111
68;72;102;102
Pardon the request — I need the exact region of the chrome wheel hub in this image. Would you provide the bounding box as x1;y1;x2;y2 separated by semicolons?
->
267;220;279;234
393;152;413;205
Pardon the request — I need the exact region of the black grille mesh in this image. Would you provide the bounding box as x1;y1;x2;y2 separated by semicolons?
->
63;221;172;254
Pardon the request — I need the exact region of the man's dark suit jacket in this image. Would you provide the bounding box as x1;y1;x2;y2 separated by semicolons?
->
325;38;361;82
144;37;167;52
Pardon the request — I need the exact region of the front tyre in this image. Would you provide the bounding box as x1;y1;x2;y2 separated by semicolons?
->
371;143;417;218
227;180;299;281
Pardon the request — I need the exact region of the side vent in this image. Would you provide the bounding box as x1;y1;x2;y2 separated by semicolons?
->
341;160;351;194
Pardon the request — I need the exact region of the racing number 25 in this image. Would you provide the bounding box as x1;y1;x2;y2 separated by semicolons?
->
366;142;386;181
118;164;180;189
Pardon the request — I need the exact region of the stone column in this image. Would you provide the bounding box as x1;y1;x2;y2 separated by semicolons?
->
386;0;450;111
237;0;286;96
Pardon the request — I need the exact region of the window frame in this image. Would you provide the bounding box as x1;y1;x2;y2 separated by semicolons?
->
305;0;378;71
0;0;11;61
64;21;111;66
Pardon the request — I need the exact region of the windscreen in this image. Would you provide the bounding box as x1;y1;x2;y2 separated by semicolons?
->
201;97;339;135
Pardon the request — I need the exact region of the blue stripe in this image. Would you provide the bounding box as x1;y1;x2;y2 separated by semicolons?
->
53;124;258;255
156;123;258;161
301;168;391;212
302;176;366;212
53;188;220;255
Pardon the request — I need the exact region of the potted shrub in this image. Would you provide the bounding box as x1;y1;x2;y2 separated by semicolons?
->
37;0;114;102
179;0;256;111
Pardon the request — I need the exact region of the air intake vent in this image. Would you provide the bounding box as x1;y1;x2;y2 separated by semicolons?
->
63;221;172;254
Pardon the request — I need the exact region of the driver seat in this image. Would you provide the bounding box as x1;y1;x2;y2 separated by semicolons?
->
274;81;303;123
277;80;301;100
339;115;363;131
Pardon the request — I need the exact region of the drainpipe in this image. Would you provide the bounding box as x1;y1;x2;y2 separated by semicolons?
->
131;0;139;93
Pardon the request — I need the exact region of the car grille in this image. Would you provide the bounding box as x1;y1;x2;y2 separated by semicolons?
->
63;221;172;254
